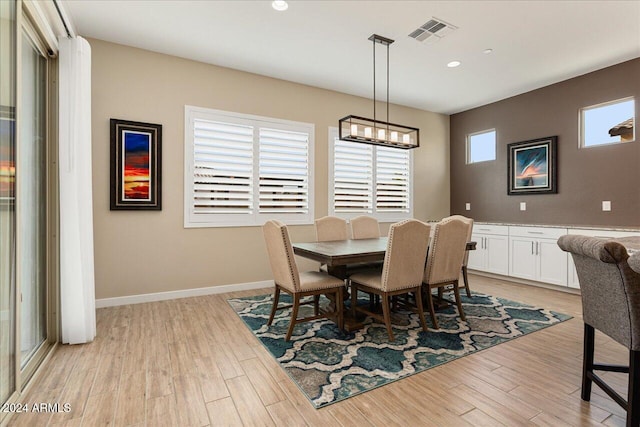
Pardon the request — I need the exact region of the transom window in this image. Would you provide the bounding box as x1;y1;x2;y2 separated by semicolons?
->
184;106;314;227
328;128;412;222
466;129;496;164
580;97;635;148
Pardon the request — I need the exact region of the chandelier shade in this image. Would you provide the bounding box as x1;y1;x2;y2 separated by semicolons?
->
338;115;419;149
339;34;420;150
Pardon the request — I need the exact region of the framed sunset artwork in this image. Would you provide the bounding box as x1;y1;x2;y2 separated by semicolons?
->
110;119;162;210
507;136;557;195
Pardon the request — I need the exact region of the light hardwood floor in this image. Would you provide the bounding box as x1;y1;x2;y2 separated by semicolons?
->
6;274;630;427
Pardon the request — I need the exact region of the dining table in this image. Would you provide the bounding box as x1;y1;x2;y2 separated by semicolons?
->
292;237;477;331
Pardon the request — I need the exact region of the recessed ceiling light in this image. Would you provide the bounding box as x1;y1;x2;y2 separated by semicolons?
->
272;0;288;11
483;48;493;54
447;60;461;68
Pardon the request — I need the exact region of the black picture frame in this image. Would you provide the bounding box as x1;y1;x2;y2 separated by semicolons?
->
110;119;162;210
507;136;557;195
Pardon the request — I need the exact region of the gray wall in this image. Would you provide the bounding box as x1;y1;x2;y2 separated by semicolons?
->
450;58;640;227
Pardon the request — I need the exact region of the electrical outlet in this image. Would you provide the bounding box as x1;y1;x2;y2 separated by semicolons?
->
520;202;526;211
602;201;611;211
465;203;471;211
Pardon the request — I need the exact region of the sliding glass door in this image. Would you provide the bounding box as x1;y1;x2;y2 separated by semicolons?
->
19;22;48;368
0;0;17;405
1;0;57;413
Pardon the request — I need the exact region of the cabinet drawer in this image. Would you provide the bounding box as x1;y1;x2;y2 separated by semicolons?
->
509;226;567;239
473;224;508;235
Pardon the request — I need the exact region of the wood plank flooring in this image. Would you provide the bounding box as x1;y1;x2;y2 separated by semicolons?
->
6;274;630;426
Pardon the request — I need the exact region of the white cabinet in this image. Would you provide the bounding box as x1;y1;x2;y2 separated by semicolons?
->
509;226;568;286
468;225;509;275
567;228;640;289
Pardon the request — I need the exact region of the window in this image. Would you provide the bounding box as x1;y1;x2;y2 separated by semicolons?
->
581;97;635;147
328;128;412;221
184;106;314;227
466;129;496;163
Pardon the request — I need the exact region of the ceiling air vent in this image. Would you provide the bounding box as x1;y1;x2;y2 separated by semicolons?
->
409;17;458;43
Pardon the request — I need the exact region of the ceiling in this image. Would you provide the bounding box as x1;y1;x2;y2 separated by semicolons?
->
61;0;640;115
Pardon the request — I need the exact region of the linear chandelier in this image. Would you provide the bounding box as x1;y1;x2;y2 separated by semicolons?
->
339;34;419;149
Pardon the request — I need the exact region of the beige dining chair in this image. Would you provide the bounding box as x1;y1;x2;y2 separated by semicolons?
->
558;235;640;426
350;215;381;239
263;220;344;341
422;217;470;329
315;216;349;241
445;215;474;297
349;219;431;341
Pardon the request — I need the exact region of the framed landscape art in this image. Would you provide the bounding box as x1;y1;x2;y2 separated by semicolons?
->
507;136;557;195
110;119;162;210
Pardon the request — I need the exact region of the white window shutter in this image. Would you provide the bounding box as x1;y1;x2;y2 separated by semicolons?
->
259;128;309;214
375;146;410;213
192;119;254;214
333;139;373;213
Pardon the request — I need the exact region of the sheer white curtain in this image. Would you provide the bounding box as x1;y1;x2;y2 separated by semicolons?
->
58;36;95;344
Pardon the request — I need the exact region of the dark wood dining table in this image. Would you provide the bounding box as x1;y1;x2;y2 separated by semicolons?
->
292;237;476;279
292;237;388;279
292;237;476;331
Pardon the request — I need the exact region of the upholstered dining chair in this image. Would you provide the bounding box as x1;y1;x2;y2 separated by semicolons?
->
349;219;431;341
558;235;639;427
445;215;474;297
350;215;381;239
315;216;349;242
422;217;471;329
263;220;344;341
315;215;350;274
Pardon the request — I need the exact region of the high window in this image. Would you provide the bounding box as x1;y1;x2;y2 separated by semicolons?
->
466;129;496;163
328;128;412;221
184;106;314;227
580;97;635;147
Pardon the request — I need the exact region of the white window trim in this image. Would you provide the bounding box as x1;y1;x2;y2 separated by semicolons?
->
184;106;314;228
328;127;413;223
466;128;496;164
579;96;635;148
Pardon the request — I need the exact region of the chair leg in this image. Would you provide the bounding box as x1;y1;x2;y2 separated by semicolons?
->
424;286;439;329
285;294;301;341
628;350;640;427
336;287;344;331
351;284;358;319
313;295;320;316
414;287;429;333
452;280;466;321
462;266;472;298
582;323;595;401
267;286;281;326
381;293;394;341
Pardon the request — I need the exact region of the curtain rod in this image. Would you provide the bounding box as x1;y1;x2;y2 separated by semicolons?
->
52;0;72;38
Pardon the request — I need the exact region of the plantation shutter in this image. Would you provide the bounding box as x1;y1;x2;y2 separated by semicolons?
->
333;139;373;213
192;119;254;214
375;146;410;213
259;128;309;214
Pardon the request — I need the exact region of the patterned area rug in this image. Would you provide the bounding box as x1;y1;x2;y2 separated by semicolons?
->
228;292;571;408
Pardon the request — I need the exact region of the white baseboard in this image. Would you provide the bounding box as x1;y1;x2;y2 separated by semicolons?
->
95;280;272;308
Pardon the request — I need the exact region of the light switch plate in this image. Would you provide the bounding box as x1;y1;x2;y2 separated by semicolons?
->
602;201;611;211
465;203;471;211
520;202;526;211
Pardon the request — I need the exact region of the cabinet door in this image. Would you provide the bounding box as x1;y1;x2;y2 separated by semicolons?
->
486;235;509;275
467;233;486;271
567;256;580;289
538;239;568;286
509;237;537;280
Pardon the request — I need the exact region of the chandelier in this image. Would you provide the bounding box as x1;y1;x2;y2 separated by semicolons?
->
339;34;419;149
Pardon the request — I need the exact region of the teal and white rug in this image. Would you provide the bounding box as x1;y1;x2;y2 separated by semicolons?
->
228;292;571;408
